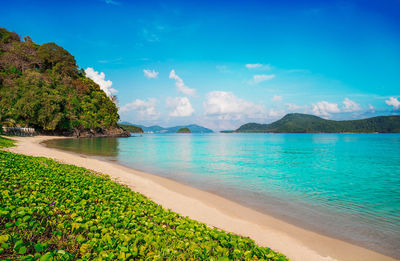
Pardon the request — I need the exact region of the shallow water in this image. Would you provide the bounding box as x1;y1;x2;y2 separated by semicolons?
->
45;133;400;258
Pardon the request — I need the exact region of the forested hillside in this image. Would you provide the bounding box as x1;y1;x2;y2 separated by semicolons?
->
229;113;400;133
0;28;127;137
118;124;144;133
177;127;191;133
132;124;213;133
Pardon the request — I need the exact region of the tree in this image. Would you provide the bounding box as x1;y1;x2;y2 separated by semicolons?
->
0;27;120;133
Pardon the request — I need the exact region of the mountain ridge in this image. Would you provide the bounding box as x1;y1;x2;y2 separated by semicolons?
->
120;123;213;133
224;113;400;133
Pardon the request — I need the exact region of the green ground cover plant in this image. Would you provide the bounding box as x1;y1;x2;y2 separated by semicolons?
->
0;143;288;260
0;136;15;148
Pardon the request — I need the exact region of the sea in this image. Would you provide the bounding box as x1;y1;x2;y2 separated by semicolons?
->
45;133;400;258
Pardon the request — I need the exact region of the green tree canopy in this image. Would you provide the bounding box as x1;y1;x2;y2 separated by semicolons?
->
0;28;120;133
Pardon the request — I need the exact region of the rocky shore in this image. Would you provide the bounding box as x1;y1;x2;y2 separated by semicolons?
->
37;126;131;138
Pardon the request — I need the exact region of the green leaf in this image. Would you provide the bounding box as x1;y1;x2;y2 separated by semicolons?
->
80;243;91;255
18;246;27;254
14;239;24;249
0;235;9;244
5;222;13;228
1;243;10;249
76;234;85;243
0;149;288;261
39;252;53;261
34;243;43;252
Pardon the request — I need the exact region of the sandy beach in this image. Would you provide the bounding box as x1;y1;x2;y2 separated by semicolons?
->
4;136;396;261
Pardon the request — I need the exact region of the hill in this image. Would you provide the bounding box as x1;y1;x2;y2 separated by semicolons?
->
227;113;400;133
177;127;191;133
166;124;212;133
118;124;144;133
124;123;213;133
0;28;128;137
137;125;167;133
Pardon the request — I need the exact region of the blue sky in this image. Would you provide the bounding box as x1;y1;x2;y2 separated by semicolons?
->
2;0;400;130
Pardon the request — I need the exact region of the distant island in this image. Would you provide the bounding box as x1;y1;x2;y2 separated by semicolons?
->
177;127;191;133
120;123;213;133
0;28;128;138
223;113;400;133
118;124;144;133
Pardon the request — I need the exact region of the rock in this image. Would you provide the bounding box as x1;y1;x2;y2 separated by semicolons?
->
72;126;131;138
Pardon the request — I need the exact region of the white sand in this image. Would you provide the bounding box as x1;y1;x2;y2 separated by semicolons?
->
4;136;396;261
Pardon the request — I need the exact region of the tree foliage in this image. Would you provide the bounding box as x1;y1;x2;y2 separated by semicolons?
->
118;124;144;133
0;28;119;133
177;127;191;133
232;113;400;133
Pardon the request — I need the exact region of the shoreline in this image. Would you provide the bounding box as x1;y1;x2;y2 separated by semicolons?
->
5;136;396;261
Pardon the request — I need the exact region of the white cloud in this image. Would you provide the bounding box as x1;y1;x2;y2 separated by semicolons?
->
204;91;266;120
268;109;285;118
246;63;263;69
272;95;282;101
385;97;400;110
252;74;275;84
311;101;340;117
169;70;196;96
342;98;361;112
143;69;159;79
368;104;375;113
166;97;194;117
85;67;117;98
120;98;159;120
286;103;307;111
246;63;271;70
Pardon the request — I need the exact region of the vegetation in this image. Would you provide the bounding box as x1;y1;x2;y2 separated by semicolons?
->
167;125;211;133
227;113;400;133
0;146;288;260
0;136;15;148
131;124;213;133
0;28;120;134
118;124;143;133
177;127;191;133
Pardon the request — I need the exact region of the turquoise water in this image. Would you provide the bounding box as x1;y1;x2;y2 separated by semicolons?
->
46;133;400;258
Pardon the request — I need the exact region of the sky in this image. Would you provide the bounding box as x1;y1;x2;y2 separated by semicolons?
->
1;0;400;130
